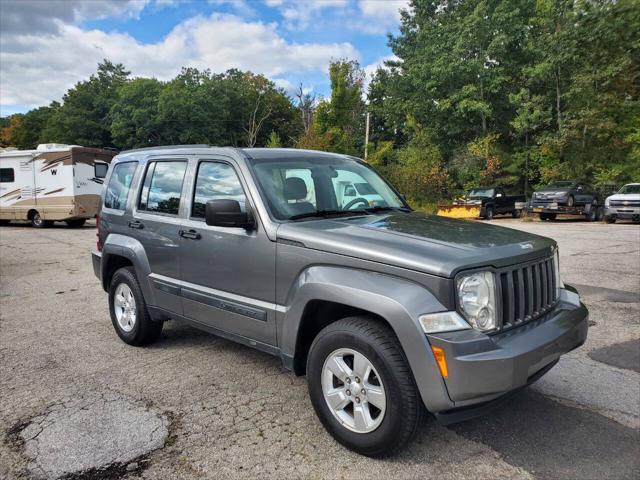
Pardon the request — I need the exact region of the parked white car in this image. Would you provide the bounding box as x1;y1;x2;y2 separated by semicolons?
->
604;183;640;223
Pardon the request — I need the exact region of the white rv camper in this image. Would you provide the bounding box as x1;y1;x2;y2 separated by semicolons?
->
0;144;115;227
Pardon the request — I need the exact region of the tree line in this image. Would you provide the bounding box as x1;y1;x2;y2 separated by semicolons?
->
2;0;638;209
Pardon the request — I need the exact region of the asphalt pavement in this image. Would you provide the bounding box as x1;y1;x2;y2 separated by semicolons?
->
0;218;638;479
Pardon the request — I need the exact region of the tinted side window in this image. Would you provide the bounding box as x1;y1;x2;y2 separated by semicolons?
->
0;168;15;183
94;163;108;179
139;161;187;215
192;162;247;218
104;162;136;210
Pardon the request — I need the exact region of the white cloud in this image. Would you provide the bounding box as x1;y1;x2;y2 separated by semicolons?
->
0;0;149;34
0;13;359;109
362;55;399;94
356;0;409;34
263;0;350;31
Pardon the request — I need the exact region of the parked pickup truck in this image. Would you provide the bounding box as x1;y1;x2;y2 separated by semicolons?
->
92;147;588;457
604;183;640;223
438;186;526;220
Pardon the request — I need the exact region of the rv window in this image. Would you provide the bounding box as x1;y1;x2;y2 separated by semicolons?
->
94;163;108;179
0;168;15;183
104;162;137;210
139;161;187;215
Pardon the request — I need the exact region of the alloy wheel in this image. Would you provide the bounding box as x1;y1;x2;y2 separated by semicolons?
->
321;348;386;433
113;283;137;332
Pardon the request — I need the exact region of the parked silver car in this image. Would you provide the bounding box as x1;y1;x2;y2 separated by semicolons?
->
92;147;589;456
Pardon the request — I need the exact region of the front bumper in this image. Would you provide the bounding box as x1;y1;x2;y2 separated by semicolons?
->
426;287;588;416
605;206;640;219
91;251;102;279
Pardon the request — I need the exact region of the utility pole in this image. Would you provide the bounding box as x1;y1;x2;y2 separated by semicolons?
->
364;111;370;161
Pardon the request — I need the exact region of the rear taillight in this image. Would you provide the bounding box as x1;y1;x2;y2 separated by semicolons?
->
96;215;102;252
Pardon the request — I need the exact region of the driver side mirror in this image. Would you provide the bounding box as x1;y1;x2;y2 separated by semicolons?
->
205;199;254;229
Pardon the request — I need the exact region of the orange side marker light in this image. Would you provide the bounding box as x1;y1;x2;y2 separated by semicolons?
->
431;346;448;378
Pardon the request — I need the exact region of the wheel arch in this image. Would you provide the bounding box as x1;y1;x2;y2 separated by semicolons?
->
279;265;454;413
100;234;155;304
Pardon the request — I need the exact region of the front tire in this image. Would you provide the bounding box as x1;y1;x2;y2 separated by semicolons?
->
567;195;575;207
30;211;52;228
512;209;522;218
109;267;162;346
604;216;616;224
586;201;598;221
484;207;494;220
307;317;423;457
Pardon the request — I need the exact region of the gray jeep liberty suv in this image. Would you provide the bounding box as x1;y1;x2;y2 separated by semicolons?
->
92;147;589;456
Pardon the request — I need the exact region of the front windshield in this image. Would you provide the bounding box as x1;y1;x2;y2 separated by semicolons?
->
468;188;494;198
249;156;406;220
547;181;574;188
618;184;640;194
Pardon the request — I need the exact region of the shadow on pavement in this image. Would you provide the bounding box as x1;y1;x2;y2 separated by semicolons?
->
450;389;640;479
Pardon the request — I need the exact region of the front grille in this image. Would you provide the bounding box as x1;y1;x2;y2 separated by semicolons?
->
497;255;558;331
610;200;640;207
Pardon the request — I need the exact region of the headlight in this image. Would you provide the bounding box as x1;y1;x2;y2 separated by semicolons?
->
553;249;564;296
553;191;567;197
605;197;610;207
456;271;497;331
419;311;469;334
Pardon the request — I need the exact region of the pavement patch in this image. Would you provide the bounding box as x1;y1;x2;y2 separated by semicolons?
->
16;391;169;479
589;339;640;373
450;389;640;480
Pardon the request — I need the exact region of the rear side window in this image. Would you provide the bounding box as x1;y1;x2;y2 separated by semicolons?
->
0;168;15;183
139;161;187;215
192;162;247;218
94;163;108;179
104;162;136;210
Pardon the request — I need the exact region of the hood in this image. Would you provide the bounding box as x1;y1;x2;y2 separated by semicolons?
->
277;212;556;278
606;193;640;202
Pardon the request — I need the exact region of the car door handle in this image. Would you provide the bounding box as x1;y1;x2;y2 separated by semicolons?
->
179;229;201;240
128;220;144;229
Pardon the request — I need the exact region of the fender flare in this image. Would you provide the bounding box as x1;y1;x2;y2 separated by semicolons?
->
280;265;455;412
100;234;155;305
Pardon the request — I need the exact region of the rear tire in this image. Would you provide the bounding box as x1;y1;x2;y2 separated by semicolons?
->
512;209;522;219
30;211;52;228
109;266;162;346
307;316;423;457
65;219;86;228
586;201;598;221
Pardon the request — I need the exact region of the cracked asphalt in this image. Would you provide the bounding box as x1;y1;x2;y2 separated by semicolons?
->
0;218;638;479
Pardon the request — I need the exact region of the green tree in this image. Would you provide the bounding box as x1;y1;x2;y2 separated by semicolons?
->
311;60;366;155
110;78;164;149
266;131;282;147
43;59;130;147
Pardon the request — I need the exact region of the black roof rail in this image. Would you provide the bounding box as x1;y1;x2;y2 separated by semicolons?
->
120;144;211;154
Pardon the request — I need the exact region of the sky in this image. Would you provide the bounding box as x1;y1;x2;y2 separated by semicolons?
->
0;0;408;116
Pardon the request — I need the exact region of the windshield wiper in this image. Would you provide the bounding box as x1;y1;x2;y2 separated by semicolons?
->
362;206;412;214
289;209;369;221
